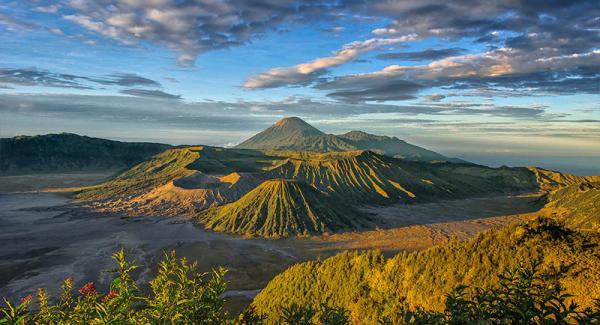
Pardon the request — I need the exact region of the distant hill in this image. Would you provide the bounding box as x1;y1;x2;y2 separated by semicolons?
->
252;217;600;322
0;133;170;175
235;117;465;163
338;130;462;162
196;179;365;237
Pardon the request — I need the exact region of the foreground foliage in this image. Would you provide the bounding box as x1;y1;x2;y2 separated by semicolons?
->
2;239;599;324
268;262;600;324
252;218;600;323
1;249;229;324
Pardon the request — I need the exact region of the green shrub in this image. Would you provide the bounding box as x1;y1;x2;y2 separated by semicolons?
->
3;249;599;324
1;249;229;324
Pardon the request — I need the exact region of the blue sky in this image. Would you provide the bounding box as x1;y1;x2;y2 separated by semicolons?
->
1;0;599;174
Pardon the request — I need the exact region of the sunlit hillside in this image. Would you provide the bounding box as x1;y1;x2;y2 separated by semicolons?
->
197;179;366;237
252;217;600;323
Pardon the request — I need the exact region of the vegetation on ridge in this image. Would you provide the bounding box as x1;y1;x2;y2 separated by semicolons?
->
76;146;201;200
251;217;600;323
72;144;565;238
543;181;600;231
3;244;599;324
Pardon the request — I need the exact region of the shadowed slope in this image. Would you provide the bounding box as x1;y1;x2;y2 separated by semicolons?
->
76;146;200;200
76;148;542;219
338;130;466;163
75;146;276;215
0;133;170;175
118;172;266;216
278;134;356;152
528;166;600;190
196;179;366;238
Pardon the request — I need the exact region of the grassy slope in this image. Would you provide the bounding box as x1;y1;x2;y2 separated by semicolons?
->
76;146;201;200
528;166;600;191
193;150;539;237
268;151;538;204
0;133;170;175
76;146;283;200
252;218;600;323
196;179;366;237
78;148;539;206
544;181;600;231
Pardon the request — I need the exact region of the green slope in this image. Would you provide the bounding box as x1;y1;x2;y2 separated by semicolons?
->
267;150;538;204
0;133;170;175
545;181;600;231
76;146;283;201
252;217;600;323
196;179;366;237
528;166;600;190
76;146;201;200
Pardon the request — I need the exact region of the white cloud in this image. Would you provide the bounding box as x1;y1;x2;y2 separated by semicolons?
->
0;13;37;31
34;5;61;14
58;0;342;66
243;35;417;89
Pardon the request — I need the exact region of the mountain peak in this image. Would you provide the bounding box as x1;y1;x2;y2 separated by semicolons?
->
197;178;361;237
344;130;368;136
340;130;388;141
235;117;324;150
273;117;317;130
235;117;463;163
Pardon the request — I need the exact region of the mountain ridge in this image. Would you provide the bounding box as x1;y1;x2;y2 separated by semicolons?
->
0;133;171;175
235;117;465;163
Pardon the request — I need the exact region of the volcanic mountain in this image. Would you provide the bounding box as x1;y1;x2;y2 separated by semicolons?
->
196;179;365;237
78;146;540;222
235;117;464;163
236;117;325;150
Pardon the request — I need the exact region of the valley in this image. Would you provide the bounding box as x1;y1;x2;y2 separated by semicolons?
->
0;189;542;315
